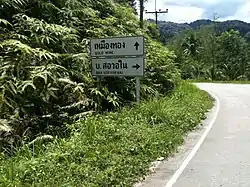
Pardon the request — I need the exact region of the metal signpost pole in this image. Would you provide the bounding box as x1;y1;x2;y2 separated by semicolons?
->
96;76;101;111
136;77;140;104
138;1;143;105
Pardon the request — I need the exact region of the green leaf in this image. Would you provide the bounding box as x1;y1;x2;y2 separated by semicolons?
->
0;19;12;27
0;119;12;133
21;81;36;93
58;78;76;85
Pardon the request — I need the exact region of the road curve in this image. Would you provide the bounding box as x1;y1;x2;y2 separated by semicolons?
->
138;83;250;187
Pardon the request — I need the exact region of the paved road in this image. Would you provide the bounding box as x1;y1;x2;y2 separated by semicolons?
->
137;83;250;187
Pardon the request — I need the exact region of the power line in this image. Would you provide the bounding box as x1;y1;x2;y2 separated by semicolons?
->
145;8;168;25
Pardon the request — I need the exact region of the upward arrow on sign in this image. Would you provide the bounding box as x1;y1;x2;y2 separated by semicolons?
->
134;42;140;50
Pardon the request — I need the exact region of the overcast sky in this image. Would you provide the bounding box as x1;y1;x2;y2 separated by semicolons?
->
143;0;250;23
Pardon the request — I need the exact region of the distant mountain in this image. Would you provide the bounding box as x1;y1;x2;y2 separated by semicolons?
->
148;19;250;43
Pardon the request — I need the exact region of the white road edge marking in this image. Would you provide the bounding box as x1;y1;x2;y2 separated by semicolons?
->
164;90;220;187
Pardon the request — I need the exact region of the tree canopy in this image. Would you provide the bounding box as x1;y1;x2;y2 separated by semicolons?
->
169;24;250;81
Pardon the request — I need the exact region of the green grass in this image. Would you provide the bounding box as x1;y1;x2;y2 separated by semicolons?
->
0;82;214;187
188;79;250;84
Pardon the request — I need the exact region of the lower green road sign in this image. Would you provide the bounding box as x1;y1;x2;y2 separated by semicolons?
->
91;57;144;77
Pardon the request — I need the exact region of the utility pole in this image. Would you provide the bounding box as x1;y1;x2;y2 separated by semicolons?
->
145;9;168;25
145;0;168;25
139;0;144;29
211;12;219;81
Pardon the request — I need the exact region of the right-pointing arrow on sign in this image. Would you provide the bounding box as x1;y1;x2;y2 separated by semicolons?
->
134;42;140;50
132;64;140;70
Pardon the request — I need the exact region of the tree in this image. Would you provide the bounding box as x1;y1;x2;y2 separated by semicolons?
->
216;30;249;80
196;24;219;80
114;0;137;11
181;33;200;58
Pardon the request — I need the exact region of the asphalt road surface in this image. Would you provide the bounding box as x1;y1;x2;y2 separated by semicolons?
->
137;83;250;187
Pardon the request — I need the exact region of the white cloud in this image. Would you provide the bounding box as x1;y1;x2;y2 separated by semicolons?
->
144;1;204;23
143;0;250;23
146;6;204;23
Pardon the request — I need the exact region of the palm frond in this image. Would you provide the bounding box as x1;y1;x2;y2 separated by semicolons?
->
20;80;36;93
2;0;28;10
0;119;12;133
0;18;12;27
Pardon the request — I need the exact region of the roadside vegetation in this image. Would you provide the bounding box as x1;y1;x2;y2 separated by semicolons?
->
169;23;250;81
0;0;180;151
188;80;250;84
0;82;213;186
0;0;215;186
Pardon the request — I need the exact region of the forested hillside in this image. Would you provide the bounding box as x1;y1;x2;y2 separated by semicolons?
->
167;24;250;81
146;17;250;81
155;19;250;43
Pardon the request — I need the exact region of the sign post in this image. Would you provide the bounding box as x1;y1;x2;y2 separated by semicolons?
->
90;36;145;104
136;77;140;104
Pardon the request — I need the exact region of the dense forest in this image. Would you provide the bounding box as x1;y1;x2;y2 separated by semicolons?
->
166;23;250;81
156;19;250;43
148;18;250;81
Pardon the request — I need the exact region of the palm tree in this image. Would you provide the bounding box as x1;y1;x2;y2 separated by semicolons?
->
181;33;200;59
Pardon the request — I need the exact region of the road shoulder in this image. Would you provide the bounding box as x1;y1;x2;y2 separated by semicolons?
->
134;90;219;187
